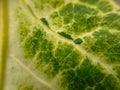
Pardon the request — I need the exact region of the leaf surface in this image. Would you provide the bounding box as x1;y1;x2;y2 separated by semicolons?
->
4;0;120;90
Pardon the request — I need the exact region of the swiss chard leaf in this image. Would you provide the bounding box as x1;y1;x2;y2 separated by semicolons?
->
4;0;120;90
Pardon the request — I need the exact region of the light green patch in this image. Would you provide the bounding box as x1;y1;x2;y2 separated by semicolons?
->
113;66;120;79
82;30;120;64
7;0;120;90
24;0;65;18
33;0;64;9
50;12;63;27
22;27;46;59
79;0;100;5
101;13;120;30
15;7;32;42
50;3;101;36
79;0;115;13
82;36;95;50
32;41;83;79
59;3;74;16
97;1;113;12
19;85;33;90
95;74;120;90
58;58;107;90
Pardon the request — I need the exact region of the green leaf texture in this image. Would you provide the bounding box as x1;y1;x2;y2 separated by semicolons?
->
5;0;120;90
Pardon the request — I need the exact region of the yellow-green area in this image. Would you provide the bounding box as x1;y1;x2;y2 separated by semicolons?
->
4;0;120;90
0;0;8;90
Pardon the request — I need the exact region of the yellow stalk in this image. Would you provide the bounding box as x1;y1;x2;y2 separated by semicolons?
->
0;0;8;90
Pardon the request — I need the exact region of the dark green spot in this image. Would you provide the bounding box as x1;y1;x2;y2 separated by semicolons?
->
74;38;83;44
41;18;49;27
58;32;73;40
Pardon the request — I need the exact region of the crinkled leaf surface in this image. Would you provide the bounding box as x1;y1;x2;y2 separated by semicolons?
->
4;0;120;90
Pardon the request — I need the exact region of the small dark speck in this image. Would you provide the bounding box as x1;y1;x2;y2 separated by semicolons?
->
40;18;49;26
74;38;83;44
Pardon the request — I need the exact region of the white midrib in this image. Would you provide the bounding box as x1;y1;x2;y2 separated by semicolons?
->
11;0;120;88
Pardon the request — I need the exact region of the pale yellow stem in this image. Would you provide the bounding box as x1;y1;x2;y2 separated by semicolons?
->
0;0;8;90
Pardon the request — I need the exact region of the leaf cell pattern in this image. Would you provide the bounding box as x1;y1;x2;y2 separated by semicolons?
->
5;0;120;90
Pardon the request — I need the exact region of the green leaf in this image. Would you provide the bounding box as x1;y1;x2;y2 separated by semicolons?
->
4;0;120;90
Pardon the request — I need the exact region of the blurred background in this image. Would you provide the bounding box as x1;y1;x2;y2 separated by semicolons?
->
114;0;120;4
